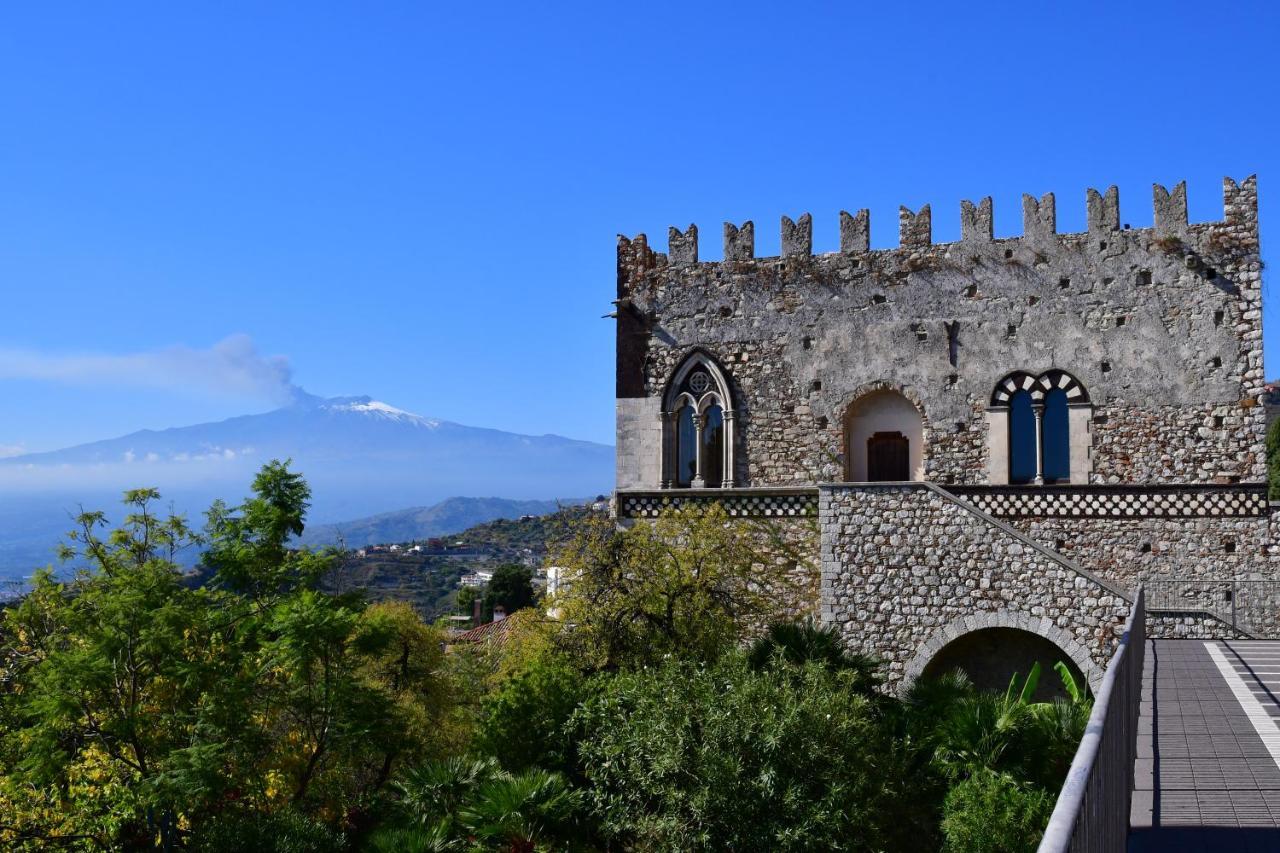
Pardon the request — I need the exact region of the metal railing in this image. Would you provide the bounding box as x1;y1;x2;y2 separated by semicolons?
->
1145;578;1280;637
1038;588;1145;853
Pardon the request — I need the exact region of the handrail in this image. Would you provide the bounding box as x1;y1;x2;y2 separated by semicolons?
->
1037;588;1145;853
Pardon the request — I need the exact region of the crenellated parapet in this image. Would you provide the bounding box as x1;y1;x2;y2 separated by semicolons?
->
632;177;1258;268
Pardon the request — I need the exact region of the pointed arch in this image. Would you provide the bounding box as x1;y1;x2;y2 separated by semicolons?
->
661;350;737;488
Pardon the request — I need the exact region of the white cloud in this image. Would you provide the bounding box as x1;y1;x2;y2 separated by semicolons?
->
0;334;300;403
0;444;25;459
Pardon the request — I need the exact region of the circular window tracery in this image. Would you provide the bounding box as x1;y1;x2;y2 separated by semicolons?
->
688;371;711;395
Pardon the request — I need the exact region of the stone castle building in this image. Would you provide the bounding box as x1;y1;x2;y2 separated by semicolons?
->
612;177;1271;692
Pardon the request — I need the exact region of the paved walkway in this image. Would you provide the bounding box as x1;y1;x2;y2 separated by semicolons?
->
1129;639;1280;852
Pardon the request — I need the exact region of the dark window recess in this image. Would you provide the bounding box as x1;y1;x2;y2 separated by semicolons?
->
1213;416;1224;428
719;306;732;317
1137;270;1152;285
1103;276;1114;285
1224;540;1236;554
964;284;978;297
872;293;887;304
1206;268;1216;279
1028;295;1039;306
1116;316;1126;327
851;258;861;268
782;403;795;414
1212;356;1222;368
1101;361;1112;373
811;380;822;392
911;323;928;342
1006;324;1017;339
867;432;909;481
1214;310;1225;326
816;416;828;429
1009;390;1037;485
802;337;813;350
1004;249;1014;259
1055;540;1066;551
945;321;960;367
1140;543;1152;554
1059;277;1071;289
1041;388;1071;483
947;373;959;387
955;421;967;433
1099;241;1107;250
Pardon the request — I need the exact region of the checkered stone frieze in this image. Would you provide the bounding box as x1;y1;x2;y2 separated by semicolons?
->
617;490;819;519
948;486;1268;519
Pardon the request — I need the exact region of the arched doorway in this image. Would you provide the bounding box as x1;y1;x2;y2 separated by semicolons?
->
919;627;1088;702
843;388;924;482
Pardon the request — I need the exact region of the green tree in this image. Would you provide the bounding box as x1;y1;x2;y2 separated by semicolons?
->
1267;417;1280;499
473;656;588;774
0;462;462;850
550;506;815;669
482;563;535;620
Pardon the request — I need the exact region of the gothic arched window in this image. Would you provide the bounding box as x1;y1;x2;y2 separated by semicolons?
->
991;370;1090;485
662;352;737;489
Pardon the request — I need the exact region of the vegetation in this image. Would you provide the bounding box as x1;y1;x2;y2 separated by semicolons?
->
1267;416;1280;499
0;464;1087;851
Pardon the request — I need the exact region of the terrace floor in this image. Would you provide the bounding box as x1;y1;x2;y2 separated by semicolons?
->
1129;639;1280;852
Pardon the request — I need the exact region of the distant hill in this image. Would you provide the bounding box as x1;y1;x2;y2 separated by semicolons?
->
300;496;592;548
319;503;601;619
0;392;613;582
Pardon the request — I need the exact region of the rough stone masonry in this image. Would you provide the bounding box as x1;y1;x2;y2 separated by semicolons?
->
613;177;1273;688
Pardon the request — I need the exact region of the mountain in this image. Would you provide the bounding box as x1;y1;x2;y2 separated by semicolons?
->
300;496;592;549
0;394;614;582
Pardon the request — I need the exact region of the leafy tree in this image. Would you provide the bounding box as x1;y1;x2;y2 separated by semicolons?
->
482;563;535;620
570;651;931;852
455;585;480;617
549;505;815;669
473;656;588;774
0;462;462;850
1268;417;1280;499
0;490;213;848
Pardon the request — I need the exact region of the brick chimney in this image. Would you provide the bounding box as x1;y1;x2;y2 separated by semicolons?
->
472;597;482;627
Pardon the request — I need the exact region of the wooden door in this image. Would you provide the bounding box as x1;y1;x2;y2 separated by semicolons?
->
867;431;909;481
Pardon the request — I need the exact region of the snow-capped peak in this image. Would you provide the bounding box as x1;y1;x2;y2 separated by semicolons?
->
306;395;441;427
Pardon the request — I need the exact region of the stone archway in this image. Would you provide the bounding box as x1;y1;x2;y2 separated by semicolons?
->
842;384;925;482
902;611;1102;699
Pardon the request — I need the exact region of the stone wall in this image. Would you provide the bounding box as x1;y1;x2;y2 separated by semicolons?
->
818;483;1133;689
616;178;1264;490
1005;513;1280;591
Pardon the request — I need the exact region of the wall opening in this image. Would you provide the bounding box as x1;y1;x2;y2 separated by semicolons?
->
1042;388;1070;483
920;627;1088;702
843;389;924;482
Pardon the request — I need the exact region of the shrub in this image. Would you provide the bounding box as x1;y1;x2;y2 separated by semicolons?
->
188;808;346;853
941;771;1056;853
572;652;935;852
747;619;882;693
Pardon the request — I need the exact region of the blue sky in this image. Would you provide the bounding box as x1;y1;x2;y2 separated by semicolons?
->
0;1;1275;452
